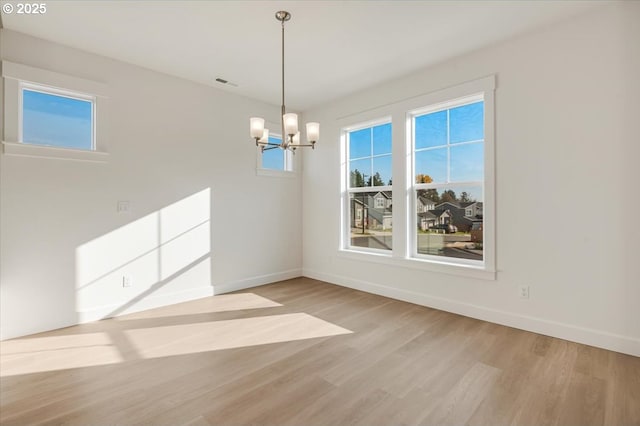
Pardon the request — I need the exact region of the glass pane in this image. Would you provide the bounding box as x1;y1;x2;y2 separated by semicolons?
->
372;155;392;186
415;110;447;149
262;136;284;170
416;185;483;262
372;123;392;155
350;191;393;251
450;142;483;182
450;101;483;143
349;128;371;159
22;89;93;150
349;158;371;188
415;148;447;183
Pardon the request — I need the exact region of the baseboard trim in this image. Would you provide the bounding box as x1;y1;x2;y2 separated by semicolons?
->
214;269;302;295
302;268;640;357
77;286;215;323
2;269;304;341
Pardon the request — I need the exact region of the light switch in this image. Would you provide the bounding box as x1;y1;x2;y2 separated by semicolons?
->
117;201;130;213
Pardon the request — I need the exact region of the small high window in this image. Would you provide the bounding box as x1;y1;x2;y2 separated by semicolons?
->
259;134;294;173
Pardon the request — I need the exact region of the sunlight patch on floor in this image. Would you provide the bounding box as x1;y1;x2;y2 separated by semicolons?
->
0;332;122;377
116;293;282;321
125;313;353;358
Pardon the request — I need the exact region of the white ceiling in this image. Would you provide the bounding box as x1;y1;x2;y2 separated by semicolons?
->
1;0;606;111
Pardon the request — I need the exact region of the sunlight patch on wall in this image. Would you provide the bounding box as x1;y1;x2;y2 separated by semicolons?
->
75;189;211;317
0;332;122;377
116;293;282;321
125;313;353;358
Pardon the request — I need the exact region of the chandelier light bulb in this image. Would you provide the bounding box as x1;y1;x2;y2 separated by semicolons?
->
259;129;269;144
283;113;298;136
306;122;320;143
250;117;265;139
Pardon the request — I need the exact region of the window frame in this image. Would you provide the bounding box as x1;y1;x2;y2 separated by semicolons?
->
19;81;97;151
341;117;393;255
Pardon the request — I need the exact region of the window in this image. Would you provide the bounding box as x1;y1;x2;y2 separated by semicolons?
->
257;129;295;175
2;61;109;162
261;135;289;170
339;76;494;278
412;95;485;264
20;84;95;151
345;121;392;252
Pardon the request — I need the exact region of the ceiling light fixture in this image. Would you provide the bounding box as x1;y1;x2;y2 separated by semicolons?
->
250;11;319;152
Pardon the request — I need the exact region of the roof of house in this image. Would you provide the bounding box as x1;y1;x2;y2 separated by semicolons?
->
435;201;461;209
431;209;450;218
417;196;436;206
460;201;483;208
418;211;437;219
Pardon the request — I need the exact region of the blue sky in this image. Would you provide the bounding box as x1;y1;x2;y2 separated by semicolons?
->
349;123;393;185
22;89;93;150
262;135;284;170
349;101;484;200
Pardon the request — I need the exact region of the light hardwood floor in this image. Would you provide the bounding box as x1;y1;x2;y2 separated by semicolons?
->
1;277;639;425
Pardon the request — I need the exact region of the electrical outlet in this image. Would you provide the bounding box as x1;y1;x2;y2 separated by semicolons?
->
519;285;530;299
122;275;132;288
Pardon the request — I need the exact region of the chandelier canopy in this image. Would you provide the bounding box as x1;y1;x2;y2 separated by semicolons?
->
250;11;319;152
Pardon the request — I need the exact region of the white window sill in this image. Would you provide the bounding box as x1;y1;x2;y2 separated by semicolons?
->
337;249;496;281
2;141;109;163
256;168;297;178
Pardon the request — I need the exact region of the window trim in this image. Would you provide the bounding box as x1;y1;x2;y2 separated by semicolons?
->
342;116;393;253
2;60;109;162
338;75;496;280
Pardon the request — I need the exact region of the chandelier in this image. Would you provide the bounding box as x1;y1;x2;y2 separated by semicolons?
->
250;11;319;152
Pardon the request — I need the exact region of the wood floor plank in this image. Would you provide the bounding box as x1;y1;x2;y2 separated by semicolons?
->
421;362;502;426
1;277;638;426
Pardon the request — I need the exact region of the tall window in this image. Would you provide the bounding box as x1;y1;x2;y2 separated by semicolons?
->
345;121;392;251
412;95;485;264
21;84;95;151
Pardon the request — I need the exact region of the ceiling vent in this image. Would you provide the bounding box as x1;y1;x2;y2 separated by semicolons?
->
215;77;238;87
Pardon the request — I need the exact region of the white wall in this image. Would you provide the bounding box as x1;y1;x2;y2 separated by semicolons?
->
0;30;302;340
302;3;640;356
